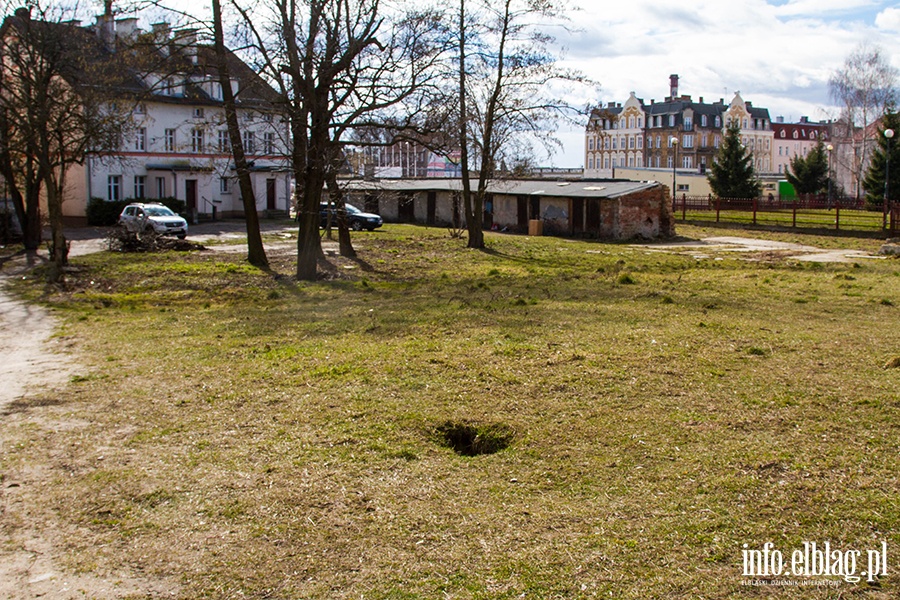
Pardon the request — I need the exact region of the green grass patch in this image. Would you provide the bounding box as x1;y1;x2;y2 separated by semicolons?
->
2;223;899;598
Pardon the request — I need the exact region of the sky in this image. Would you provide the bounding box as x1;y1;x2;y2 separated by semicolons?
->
548;0;900;168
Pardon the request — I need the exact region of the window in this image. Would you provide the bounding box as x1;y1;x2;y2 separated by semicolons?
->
684;116;693;130
191;128;204;153
263;113;274;123
243;112;255;123
612;137;617;150
193;107;205;118
629;136;634;149
637;136;643;149
628;117;634;129
243;131;255;154
637;118;642;128
683;134;694;148
628;156;634;167
780;130;786;138
715;116;721;128
656;135;661;149
636;155;643;167
743;118;748;129
668;136;677;148
682;156;692;169
677;183;690;192
165;77;176;95
604;137;610;150
714;135;721;148
156;177;166;198
218;130;231;153
220;177;231;194
701;114;707;127
165;129;176;152
134;175;146;199
793;130;798;139
108;175;121;201
588;157;594;169
135;128;146;151
604;157;609;169
212;82;223;100
702;134;708;147
264;132;275;155
588;138;594;151
667;156;673;168
134;103;145;115
669;114;675;127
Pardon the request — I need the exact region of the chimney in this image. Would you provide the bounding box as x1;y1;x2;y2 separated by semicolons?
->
800;116;809;123
116;17;139;42
95;13;116;51
699;96;703;103
174;28;199;64
151;22;170;56
669;74;679;98
777;116;784;123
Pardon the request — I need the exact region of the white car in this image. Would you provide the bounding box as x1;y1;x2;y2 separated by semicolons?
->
118;203;188;239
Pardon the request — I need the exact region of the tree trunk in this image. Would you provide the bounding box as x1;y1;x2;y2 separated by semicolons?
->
44;181;67;283
458;0;475;247
296;164;324;280
212;0;268;268
326;169;356;258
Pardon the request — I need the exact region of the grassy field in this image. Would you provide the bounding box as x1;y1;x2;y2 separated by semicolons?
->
2;224;900;598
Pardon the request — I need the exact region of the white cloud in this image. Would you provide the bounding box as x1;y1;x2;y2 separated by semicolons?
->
771;0;881;18
546;0;897;166
875;7;900;30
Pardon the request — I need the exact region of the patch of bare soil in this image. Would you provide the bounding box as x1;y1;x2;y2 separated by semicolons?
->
0;252;178;599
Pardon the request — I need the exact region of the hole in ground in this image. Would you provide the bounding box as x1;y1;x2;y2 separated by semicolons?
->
437;421;514;456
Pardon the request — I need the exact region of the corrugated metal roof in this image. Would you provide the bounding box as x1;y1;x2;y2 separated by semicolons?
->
341;178;660;199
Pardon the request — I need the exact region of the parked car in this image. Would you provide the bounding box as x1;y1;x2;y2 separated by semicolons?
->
118;203;188;239
319;202;382;231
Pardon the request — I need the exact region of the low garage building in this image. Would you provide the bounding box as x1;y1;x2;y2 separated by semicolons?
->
341;178;674;240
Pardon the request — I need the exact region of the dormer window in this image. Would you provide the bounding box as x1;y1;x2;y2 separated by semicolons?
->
193;108;205;119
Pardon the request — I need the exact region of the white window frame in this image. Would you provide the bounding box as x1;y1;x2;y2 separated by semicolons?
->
134;175;146;199
108;175;121;201
165;129;176;152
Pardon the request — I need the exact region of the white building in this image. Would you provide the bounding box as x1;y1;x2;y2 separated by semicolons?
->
67;15;292;223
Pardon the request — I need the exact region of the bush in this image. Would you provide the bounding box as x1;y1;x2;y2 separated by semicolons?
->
87;197;128;226
87;197;188;226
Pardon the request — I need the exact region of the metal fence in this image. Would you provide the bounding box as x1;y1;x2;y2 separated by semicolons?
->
673;194;899;235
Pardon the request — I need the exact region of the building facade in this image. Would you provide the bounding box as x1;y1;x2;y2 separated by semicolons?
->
4;11;293;225
771;117;830;176
585;75;775;182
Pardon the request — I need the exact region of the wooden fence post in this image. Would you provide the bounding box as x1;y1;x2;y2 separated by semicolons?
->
792;199;797;228
714;194;719;223
682;193;686;221
835;201;840;231
752;197;757;225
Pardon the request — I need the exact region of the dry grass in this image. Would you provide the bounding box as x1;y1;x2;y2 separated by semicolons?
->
2;224;899;599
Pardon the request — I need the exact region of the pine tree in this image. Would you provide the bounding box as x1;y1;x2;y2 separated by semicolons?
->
707;122;762;199
862;110;900;209
784;138;830;196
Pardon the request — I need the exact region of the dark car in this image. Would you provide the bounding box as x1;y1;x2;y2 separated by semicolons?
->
319;202;382;231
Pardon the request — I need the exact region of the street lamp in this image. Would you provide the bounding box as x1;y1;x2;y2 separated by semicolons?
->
671;136;679;207
826;143;833;208
885;129;894;228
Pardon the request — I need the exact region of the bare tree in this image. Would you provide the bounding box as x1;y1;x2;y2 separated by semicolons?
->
230;0;446;280
0;3;132;281
829;43;898;199
211;0;268;268
456;0;586;249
